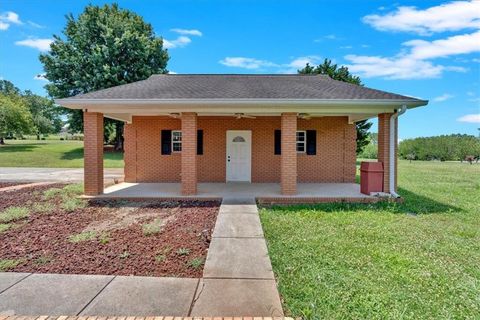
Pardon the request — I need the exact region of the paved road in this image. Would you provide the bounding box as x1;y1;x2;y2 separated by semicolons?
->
0;167;123;183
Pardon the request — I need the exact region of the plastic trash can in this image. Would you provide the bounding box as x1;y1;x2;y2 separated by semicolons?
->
360;162;384;195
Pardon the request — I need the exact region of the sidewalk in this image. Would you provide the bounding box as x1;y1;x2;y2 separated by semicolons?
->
0;197;283;317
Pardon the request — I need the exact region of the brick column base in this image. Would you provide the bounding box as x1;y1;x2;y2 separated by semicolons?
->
181;113;197;195
83;112;104;195
281;113;297;195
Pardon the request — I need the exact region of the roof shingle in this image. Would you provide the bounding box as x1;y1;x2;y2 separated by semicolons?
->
67;74;423;101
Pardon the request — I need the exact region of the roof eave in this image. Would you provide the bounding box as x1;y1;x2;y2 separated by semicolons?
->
56;98;428;109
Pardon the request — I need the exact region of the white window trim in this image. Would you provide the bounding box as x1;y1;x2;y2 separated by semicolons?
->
296;130;306;153
172;130;182;152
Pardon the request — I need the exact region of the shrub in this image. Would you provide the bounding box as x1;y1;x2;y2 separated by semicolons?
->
68;231;97;243
0;223;11;233
32;202;55;213
0;259;20;271
187;257;204;269
176;248;190;256
62;198;87;212
43;188;63;200
0;207;30;223
142;218;165;236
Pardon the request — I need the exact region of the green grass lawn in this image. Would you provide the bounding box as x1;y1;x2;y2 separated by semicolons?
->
0;140;123;168
260;161;480;319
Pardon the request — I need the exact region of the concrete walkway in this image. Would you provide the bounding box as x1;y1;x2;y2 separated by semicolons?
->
191;197;283;316
0;168;123;183
0;198;283;317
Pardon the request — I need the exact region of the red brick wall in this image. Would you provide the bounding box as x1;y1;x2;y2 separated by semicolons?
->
281;113;297;194
181;113;197;195
124;115;357;183
83;112;104;195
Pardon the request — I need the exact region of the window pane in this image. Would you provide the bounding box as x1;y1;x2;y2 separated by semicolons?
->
172;131;182;141
297;143;305;152
173;142;182;152
296;131;305;141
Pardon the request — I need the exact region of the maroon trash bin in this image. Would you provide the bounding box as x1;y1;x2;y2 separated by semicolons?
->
360;162;384;195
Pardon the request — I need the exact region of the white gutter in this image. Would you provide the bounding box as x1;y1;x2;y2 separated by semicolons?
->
389;105;407;198
55;98;428;108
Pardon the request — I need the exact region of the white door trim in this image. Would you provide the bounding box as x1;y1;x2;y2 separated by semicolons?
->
226;130;252;182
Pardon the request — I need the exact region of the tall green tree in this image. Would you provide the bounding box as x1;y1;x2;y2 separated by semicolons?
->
23;91;63;139
298;59;372;154
0;94;33;144
40;3;169;149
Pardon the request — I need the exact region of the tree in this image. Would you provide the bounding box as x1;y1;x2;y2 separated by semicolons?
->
0;94;33;144
40;3;169;149
23;91;63;139
298;59;372;154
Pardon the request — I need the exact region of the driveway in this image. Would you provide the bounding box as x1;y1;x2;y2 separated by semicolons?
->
0;167;123;183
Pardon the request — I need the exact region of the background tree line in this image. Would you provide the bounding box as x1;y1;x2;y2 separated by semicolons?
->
0;80;63;144
358;133;480;161
398;134;480;161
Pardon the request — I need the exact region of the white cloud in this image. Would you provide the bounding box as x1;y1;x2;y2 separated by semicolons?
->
279;56;322;73
433;93;454;102
219;55;321;73
340;45;353;49
1;11;22;24
344;29;478;79
27;20;44;28
33;73;47;81
405;31;480;60
219;57;277;69
345;54;451;79
170;28;202;36
457;114;480;123
15;38;53;51
163;36;191;49
0;11;22;30
469;97;480;102
168;71;178;74
363;1;480;35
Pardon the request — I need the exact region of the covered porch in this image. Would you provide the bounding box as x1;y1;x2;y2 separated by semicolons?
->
88;182;378;203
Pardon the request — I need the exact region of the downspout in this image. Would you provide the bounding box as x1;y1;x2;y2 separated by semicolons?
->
389;105;407;198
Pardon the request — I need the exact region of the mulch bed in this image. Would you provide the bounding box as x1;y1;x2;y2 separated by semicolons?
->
0;182;33;190
0;183;66;211
0;184;219;278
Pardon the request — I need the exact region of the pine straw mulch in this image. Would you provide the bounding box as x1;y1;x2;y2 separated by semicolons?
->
0;184;219;278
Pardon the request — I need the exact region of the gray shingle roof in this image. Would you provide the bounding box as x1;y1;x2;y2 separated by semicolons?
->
67;74;423;101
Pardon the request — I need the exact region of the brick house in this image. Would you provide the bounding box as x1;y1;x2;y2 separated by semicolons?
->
57;74;428;198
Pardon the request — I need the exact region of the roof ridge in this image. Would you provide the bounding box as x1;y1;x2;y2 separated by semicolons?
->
150;73;330;77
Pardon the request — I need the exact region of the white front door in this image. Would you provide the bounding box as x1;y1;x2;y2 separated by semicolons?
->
226;130;252;182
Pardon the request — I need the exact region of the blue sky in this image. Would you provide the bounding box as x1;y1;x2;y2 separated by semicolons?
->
0;0;479;138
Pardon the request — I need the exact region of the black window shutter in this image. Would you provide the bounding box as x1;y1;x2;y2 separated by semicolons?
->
197;130;203;155
274;130;281;155
306;130;317;155
161;130;171;155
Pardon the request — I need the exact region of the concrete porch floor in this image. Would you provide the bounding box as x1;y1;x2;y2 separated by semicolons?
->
95;182;374;201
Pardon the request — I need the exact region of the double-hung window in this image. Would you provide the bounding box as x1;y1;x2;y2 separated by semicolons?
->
172;130;182;152
296;130;306;153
